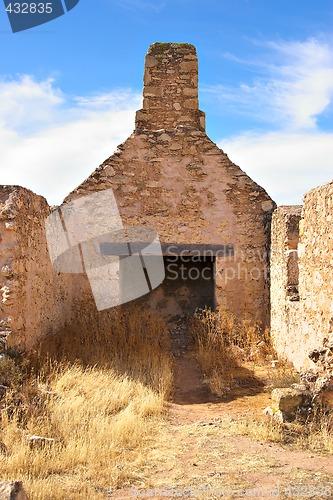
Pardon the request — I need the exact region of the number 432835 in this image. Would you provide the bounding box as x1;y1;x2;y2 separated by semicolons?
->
5;3;53;14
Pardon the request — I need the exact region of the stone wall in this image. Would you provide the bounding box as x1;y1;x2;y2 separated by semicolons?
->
271;182;333;371
298;182;333;366
65;126;275;325
65;43;275;327
0;186;70;351
270;206;302;368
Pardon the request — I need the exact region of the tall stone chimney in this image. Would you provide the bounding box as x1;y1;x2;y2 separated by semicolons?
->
135;42;206;132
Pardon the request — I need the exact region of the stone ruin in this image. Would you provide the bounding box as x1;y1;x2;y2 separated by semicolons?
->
0;42;332;401
271;184;333;373
270;183;333;417
0;42;275;354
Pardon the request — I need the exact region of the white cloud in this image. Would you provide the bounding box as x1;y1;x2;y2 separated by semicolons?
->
220;131;333;205
0;75;141;205
212;38;333;205
0;76;64;133
206;38;333;130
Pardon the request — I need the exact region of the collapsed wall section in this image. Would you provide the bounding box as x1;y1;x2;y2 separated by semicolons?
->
0;186;71;351
298;182;333;365
271;182;333;371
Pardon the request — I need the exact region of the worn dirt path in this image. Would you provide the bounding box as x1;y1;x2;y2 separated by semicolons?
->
111;323;333;500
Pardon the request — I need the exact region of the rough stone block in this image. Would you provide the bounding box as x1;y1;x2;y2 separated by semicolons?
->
180;61;197;72
145;55;158;68
144;72;152;85
169;143;182;150
143;86;163;98
0;481;28;499
319;391;333;409
183;88;198;97
183;99;198;110
271;387;304;420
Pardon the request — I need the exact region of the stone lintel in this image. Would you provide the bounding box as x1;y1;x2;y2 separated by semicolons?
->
100;242;234;257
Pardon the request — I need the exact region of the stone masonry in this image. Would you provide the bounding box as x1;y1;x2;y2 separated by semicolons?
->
0;187;71;351
135;43;206;132
271;182;333;371
65;42;275;326
270;206;303;368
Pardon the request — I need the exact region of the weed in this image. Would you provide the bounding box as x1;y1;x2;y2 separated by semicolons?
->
190;308;270;395
0;308;173;499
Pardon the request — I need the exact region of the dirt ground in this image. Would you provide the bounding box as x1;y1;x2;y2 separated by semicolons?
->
110;326;333;500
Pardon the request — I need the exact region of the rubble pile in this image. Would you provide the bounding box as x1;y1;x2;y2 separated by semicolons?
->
264;337;333;422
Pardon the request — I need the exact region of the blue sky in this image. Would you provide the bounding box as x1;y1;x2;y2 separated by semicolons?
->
1;0;333;205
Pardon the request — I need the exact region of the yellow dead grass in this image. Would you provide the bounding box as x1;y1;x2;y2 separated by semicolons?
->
1;363;167;498
190;308;270;395
0;308;173;499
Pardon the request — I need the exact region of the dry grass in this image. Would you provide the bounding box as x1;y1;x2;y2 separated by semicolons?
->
229;417;285;443
1;303;332;499
295;405;333;454
190;308;271;395
190;308;300;395
0;307;173;499
189;308;333;455
33;306;173;395
233;405;333;454
259;361;299;389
